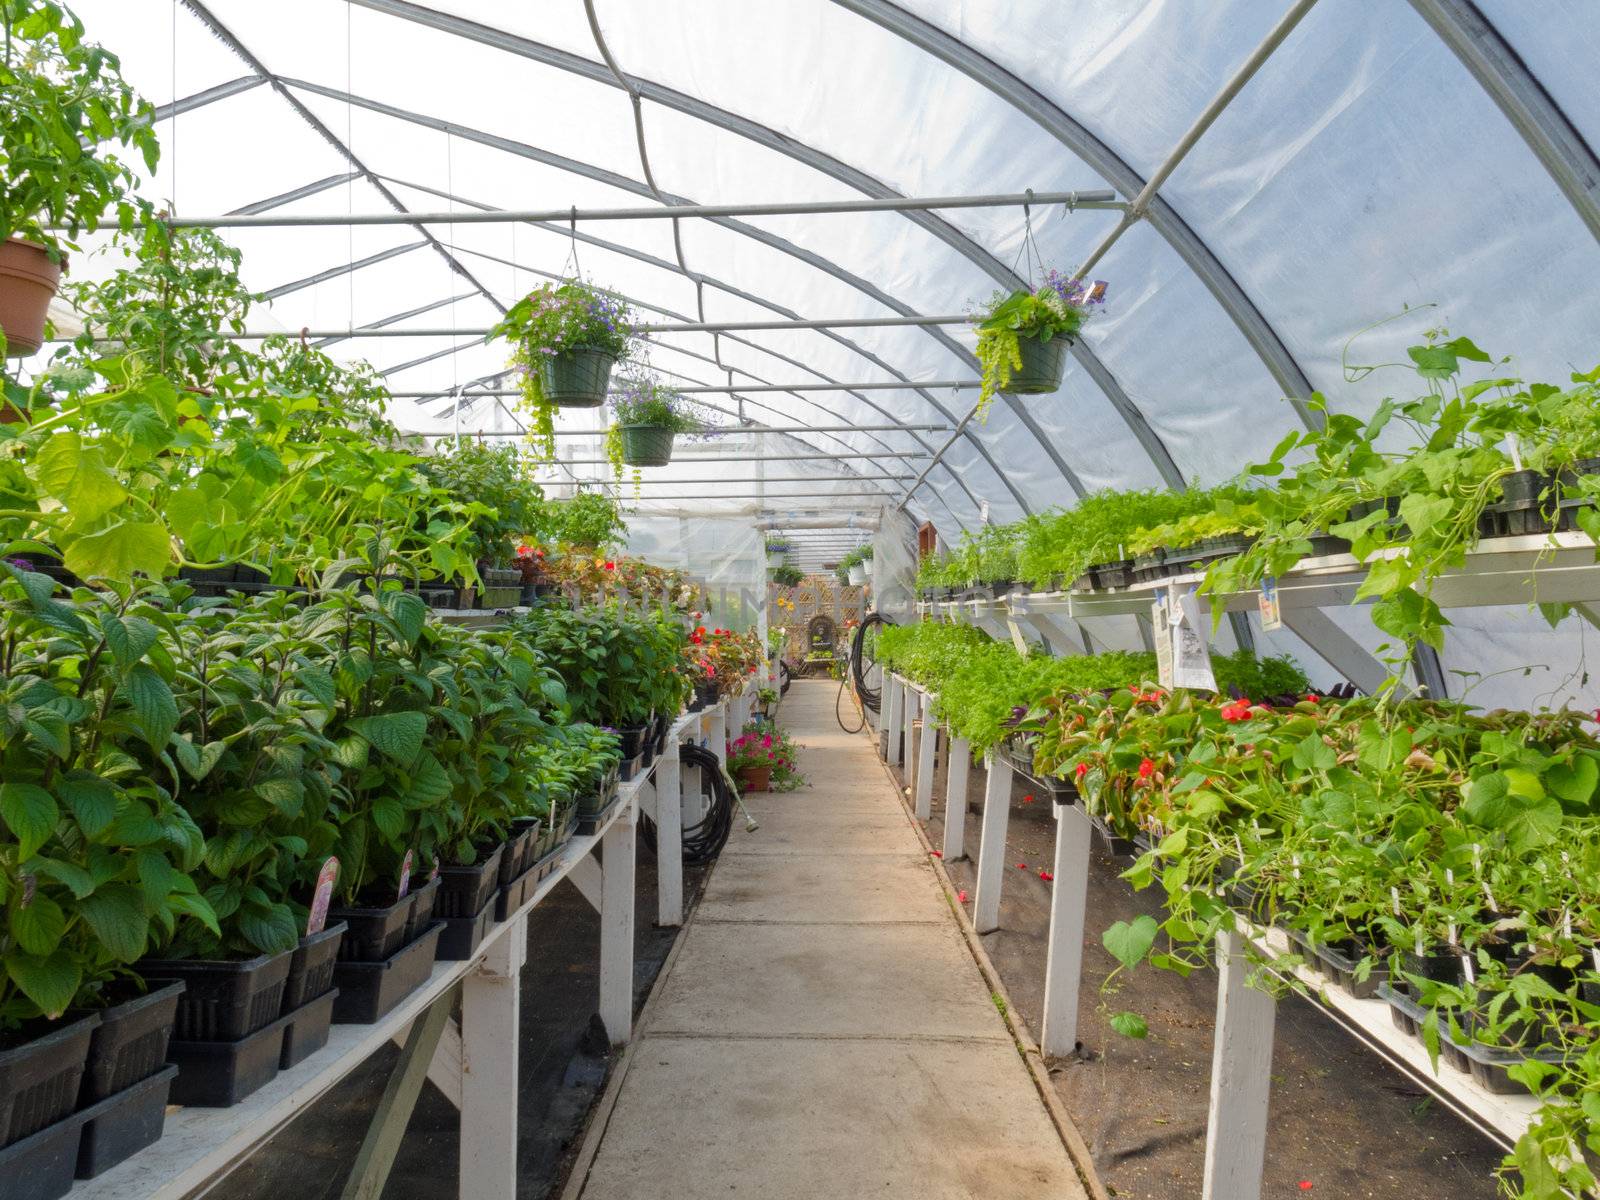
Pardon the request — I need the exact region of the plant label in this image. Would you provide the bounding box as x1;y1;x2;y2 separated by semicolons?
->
397;849;414;901
306;857;339;937
1172;589;1218;692
1258;576;1282;631
1152;595;1175;689
18;872;35;908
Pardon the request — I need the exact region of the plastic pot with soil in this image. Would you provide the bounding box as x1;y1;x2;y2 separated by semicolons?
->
617;424;676;467
538;347;617;408
735;763;772;793
1006;333;1072;394
0;239;64;358
0;1013;101;1150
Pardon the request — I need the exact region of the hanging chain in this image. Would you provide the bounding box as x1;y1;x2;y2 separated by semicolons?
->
563;208;583;281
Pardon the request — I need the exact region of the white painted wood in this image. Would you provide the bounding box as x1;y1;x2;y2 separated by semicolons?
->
655;741;684;927
459;913;526;1200
1040;804;1093;1058
708;705;728;769
973;754;1014;934
389;1014;462;1108
598;802;638;1045
885;675;905;765
901;681;917;786
634;778;657;822
568;854;602;912
942;737;971;861
1201;930;1278;1200
1280;606;1391;696
913;694;937;821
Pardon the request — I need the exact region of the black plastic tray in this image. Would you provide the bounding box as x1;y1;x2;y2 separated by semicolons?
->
0;1101;91;1200
328;892;416;964
167;1010;293;1107
496;865;538;921
280;987;339;1070
75;1064;178;1180
0;1012;100;1148
576;790;626;836
332;922;444;1025
80;980;184;1105
139;948;293;1041
281;923;346;1014
436;900;496;962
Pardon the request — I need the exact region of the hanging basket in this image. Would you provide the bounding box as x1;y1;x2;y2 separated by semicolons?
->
1007;333;1073;395
0;240;64;359
617;424;676;467
766;551;788;569
536;347;617;408
847;563;868;587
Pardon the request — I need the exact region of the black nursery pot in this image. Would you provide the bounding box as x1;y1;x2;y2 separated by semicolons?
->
405;876;441;944
329;890;417;964
1499;468;1551;507
435;842;506;920
136;948;293;1043
280;923;347;1014
616;723;650;759
0;1013;100;1149
78;980;185;1105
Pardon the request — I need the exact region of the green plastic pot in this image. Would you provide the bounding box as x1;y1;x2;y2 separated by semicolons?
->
618;424;675;467
536;347;617;408
1006;333;1072;394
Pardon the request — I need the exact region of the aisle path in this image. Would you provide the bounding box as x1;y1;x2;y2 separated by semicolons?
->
571;679;1090;1199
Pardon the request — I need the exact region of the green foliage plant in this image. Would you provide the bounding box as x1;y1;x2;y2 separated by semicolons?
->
973;268;1102;420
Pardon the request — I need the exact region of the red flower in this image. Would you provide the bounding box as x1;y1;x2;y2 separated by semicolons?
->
1016;862;1027;870
1074;762;1088;779
957;889;968;903
1022;793;1035;804
603;561;616;571
1137;757;1155;780
1303;693;1319;704
1038;869;1054;882
930;850;943;859
1298;1183;1313;1192
1220;699;1253;723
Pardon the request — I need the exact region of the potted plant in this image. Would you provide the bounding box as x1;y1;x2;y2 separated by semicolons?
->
0;0;159;359
973;270;1106;419
726;730;774;793
604;374;707;476
490;280;632;456
840;545;872;587
765;537;792;569
770;563;803;587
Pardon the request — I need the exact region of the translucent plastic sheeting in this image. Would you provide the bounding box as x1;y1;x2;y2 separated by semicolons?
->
622;514;764;633
870;507;921;622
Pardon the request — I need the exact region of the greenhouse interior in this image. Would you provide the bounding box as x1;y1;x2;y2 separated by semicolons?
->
3;1;1600;1198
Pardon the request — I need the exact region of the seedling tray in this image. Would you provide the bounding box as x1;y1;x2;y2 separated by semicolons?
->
0;1013;99;1148
329;891;417;963
576;789;627;835
167;1009;293;1107
80;981;184;1104
496;865;538;921
0;1102;91;1200
435;899;496;962
279;988;339;1071
139;949;293;1042
75;1064;178;1180
404;877;441;944
436;843;506;919
332;922;444;1025
281;923;346;1013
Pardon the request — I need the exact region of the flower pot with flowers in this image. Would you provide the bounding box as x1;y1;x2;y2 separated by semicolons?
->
604;374;709;477
973;270;1106;420
490;280;632;455
1;1;160;360
726;731;775;793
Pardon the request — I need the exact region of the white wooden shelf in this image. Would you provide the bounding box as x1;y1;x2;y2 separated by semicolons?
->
72;699;729;1200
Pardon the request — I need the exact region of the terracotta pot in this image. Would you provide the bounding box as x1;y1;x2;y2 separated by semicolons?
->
734;764;772;793
0;239;64;358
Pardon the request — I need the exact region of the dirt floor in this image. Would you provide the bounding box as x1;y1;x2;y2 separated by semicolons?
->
205;847;710;1200
893;730;1508;1200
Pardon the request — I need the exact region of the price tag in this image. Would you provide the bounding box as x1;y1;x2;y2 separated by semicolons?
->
306;857;340;937
1152;595;1174;689
1258;576;1282;632
1172;589;1218;692
397;849;414;901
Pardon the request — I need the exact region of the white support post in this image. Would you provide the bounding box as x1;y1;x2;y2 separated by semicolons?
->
1201;930;1278;1200
973;753;1013;933
598;801;638;1045
656;739;683;928
458;913;526;1200
913;696;937;821
708;705;728;770
901;683;917;787
942;737;971;861
1039;804;1093;1058
885;675;905;765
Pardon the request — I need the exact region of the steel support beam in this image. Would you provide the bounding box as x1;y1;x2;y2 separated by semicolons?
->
194;314;978;338
260;240;427;301
150;74;265;122
229;171;361;216
542;452;919;464
1408;0;1600;245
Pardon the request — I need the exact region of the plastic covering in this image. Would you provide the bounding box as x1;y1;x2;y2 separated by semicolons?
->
622;515;763;633
870;506;920;624
15;1;1600;707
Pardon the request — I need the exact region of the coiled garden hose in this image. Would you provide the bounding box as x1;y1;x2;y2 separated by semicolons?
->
640;741;736;865
836;612;892;734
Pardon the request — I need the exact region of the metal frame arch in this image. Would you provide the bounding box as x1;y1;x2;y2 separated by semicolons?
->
833;0;1323;433
1406;0;1600;244
278;78;1049;512
376;174;992;519
327;2;1117;493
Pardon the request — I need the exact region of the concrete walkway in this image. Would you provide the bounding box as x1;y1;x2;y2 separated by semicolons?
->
571;679;1090;1199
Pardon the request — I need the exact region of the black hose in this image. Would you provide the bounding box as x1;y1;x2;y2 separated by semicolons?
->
640;741;734;865
836;611;892;734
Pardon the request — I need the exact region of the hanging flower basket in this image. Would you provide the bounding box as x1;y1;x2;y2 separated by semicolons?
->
617;423;675;467
537;347;617;409
847;563;868;587
1006;333;1073;395
0;240;63;358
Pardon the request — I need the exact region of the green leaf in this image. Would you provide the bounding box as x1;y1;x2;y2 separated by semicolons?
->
404;753;451;807
119;663;178;750
10;895;66;956
101;613;159;672
134;849;180;907
0;782;58;860
371;795;406;841
1291;733;1337;771
237;904;298;956
1103;915;1159;971
30;857;96;899
32;431;127;522
386;591;426;643
4;949;82;1018
63;520;171;583
78;884;151;962
1109;1010;1149;1039
349;711;426;765
58;775;116;838
1548;755;1599;809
